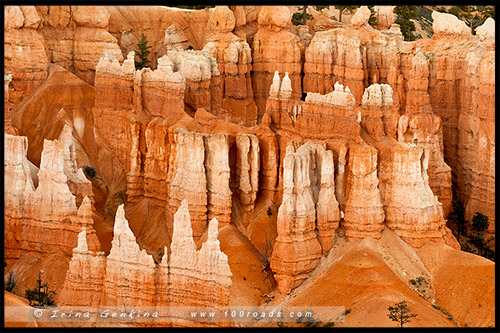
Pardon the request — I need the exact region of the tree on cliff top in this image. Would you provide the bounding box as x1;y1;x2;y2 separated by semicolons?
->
135;33;152;70
394;6;418;41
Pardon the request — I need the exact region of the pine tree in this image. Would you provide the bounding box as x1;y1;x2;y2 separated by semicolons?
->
448;195;467;242
25;271;56;307
387;300;418;327
292;6;313;26
394;6;418;41
334;6;359;23
135;33;152;70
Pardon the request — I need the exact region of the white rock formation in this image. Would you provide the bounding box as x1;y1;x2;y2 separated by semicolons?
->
352;6;372;27
476;17;495;40
432;11;471;36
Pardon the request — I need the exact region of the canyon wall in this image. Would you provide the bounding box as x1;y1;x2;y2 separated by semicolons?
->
4;7;494;310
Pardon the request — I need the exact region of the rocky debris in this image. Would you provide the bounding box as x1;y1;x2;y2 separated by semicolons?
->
431;11;471;37
271;142;340;293
252;6;302;113
343;143;385;241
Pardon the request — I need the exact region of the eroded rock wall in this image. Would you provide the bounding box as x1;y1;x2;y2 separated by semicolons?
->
203;6;258;125
252;6;302;113
4;132;100;259
271;141;340;293
59;201;232;321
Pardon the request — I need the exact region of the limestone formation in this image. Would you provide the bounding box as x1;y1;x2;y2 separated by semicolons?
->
351;6;372;28
316;148;341;252
164;23;189;49
4;6;49;100
204;7;257;125
271;142;340;293
58;228;107;308
209;6;235;33
252;6;302;113
167;128;208;241
4;6;495;325
167;200;232;314
4;133;100;259
104;205;157;307
343;143;385;241
93;51;185;166
165;48;222;113
235;133;260;211
375;6;397;29
267;75;360;142
59;124;94;207
476;18;495;40
361;83;399;140
303;26;402;106
4;73;17;135
31;6;123;85
205;133;232;226
60;200;231;314
401;52;453;216
377;143;458;248
432;11;471;37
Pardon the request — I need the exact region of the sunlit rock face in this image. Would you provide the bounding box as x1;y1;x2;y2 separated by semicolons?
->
4;6;49;101
4;6;494;324
271;141;340;294
59;201;232;324
203;6;258;125
252;6;303;113
4;132;100;260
